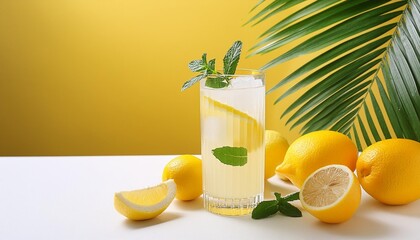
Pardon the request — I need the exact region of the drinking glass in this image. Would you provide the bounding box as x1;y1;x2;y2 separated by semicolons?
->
200;69;265;215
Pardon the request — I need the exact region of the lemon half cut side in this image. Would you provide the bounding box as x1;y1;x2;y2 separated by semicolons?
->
114;179;176;220
300;165;361;224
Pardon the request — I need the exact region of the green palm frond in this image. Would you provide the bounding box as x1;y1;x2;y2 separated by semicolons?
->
249;0;420;149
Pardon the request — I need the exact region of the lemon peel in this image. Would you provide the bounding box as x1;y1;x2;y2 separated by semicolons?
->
357;139;420;205
162;155;203;201
276;130;358;188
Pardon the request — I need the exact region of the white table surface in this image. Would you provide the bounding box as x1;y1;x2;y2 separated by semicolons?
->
0;155;419;240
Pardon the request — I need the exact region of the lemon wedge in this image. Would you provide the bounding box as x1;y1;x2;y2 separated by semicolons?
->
114;179;176;220
201;96;263;151
300;164;361;224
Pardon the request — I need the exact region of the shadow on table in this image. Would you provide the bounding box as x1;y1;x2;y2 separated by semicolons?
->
313;214;392;238
231;193;394;239
123;212;181;229
360;196;420;218
173;197;204;211
232;210;392;239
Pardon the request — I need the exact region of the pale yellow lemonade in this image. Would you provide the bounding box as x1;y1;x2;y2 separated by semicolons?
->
200;71;265;215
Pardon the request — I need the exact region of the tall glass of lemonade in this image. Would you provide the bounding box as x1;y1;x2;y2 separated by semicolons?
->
200;69;265;216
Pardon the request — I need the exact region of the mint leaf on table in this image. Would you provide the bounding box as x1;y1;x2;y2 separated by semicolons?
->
223;41;242;75
252;192;302;219
251;200;279;219
278;201;302;217
283;192;300;202
276;192;301;217
212;146;247;166
181;41;243;91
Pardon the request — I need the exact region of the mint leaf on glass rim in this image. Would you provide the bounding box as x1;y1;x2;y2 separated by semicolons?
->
188;53;209;73
188;59;205;72
181;40;243;91
223;41;242;75
212;146;247;166
201;53;207;65
181;74;207;92
205;77;228;89
207;59;216;73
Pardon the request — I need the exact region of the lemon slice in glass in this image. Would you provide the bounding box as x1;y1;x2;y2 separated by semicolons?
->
114;179;176;220
201;96;263;151
300;164;361;224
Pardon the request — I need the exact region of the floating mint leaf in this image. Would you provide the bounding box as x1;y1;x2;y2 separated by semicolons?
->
223;41;242;75
212;146;247;166
252;200;278;219
181;74;207;91
278;201;302;217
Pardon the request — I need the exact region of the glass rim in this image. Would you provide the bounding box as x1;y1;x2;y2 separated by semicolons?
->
205;68;264;78
201;68;265;90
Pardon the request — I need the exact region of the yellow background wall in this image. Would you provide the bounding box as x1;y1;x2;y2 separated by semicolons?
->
0;0;302;156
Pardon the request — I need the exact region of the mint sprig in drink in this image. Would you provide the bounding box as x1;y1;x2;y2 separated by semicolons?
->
183;41;265;215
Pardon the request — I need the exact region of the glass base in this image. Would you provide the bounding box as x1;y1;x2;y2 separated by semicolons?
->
203;193;263;216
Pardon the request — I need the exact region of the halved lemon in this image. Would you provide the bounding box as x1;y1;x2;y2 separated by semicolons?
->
300;164;361;224
201;96;263;151
114;179;176;220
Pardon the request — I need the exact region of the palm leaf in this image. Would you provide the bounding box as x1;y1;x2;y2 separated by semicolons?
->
249;0;420;149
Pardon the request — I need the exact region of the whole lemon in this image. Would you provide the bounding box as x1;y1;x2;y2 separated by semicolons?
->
162;155;202;201
357;139;420;205
265;130;289;179
276;130;358;188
